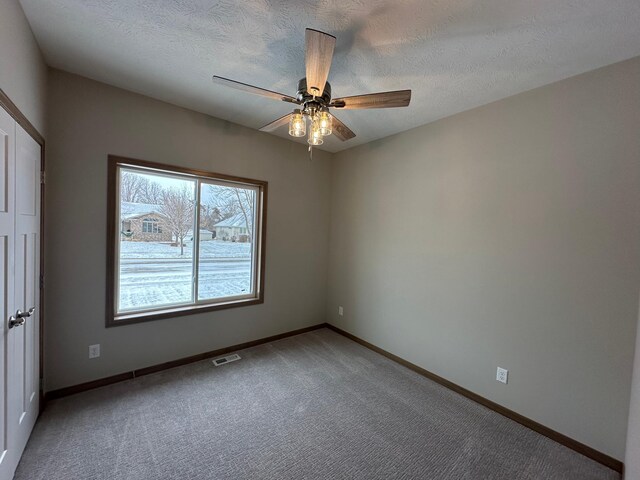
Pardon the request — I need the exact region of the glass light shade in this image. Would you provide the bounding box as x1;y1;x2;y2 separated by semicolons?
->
288;110;306;137
307;119;323;145
317;111;332;136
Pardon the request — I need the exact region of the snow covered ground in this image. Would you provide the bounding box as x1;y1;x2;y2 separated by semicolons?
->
120;240;251;259
119;240;252;311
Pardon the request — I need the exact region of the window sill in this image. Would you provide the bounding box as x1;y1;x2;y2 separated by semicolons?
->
107;297;263;327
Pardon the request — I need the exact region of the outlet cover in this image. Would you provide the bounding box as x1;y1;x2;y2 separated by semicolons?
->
89;344;100;359
496;367;508;384
338;306;344;316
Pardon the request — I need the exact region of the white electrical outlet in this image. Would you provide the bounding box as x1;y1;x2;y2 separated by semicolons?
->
496;367;508;384
89;344;100;359
338;306;344;316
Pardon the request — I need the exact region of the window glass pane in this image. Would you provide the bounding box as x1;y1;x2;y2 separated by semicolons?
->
110;158;265;324
197;182;256;300
118;168;196;312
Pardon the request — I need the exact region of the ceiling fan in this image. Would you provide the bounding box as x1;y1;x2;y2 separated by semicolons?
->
212;28;411;152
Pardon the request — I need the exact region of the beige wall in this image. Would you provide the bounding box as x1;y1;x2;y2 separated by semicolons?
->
44;55;640;461
626;299;640;478
0;0;47;134
45;69;332;391
2;0;638;464
328;57;640;460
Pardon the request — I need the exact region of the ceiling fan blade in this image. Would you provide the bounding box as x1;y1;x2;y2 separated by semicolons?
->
305;29;336;97
212;76;298;104
259;113;293;132
331;115;356;141
331;90;411;109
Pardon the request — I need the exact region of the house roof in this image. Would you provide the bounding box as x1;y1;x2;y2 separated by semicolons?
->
121;202;164;220
214;212;249;228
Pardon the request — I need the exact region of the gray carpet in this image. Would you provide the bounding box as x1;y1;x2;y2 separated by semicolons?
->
16;328;619;479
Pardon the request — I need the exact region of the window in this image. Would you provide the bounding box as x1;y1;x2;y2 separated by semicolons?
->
107;156;267;326
142;218;161;233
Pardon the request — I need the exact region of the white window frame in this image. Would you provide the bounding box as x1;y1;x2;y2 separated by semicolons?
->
142;218;160;234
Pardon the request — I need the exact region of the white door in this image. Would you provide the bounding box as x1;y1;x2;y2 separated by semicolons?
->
0;109;41;480
11;123;40;462
0;107;17;480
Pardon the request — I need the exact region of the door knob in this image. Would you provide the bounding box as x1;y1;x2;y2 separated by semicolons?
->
16;307;35;319
8;307;34;329
8;315;24;329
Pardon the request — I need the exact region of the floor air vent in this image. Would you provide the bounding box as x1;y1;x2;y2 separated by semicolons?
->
212;354;241;366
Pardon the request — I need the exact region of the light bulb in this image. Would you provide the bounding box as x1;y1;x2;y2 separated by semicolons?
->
288;110;306;137
317;111;332;136
307;118;323;145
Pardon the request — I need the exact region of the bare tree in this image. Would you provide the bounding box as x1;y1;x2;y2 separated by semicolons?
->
215;189;239;220
207;186;253;221
199;185;255;241
120;172;145;202
121;172;165;204
159;186;194;255
140;180;164;204
199;204;222;232
234;188;255;236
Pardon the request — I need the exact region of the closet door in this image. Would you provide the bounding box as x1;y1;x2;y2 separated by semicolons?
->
0;107;16;480
10;123;40;462
0;110;41;480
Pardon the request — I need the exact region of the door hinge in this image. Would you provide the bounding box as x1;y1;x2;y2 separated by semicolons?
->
40;171;45;184
40;274;44;290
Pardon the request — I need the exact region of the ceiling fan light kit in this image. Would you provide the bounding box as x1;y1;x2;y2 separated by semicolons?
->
289;109;306;137
212;28;412;155
289;107;333;144
317;110;332;136
308;118;324;146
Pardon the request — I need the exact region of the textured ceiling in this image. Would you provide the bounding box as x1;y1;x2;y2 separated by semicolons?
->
20;0;640;152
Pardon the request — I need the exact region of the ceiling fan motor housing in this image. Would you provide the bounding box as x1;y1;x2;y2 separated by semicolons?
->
297;78;332;107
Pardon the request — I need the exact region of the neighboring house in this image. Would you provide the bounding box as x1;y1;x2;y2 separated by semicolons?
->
213;212;251;242
121;202;172;242
187;228;216;241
